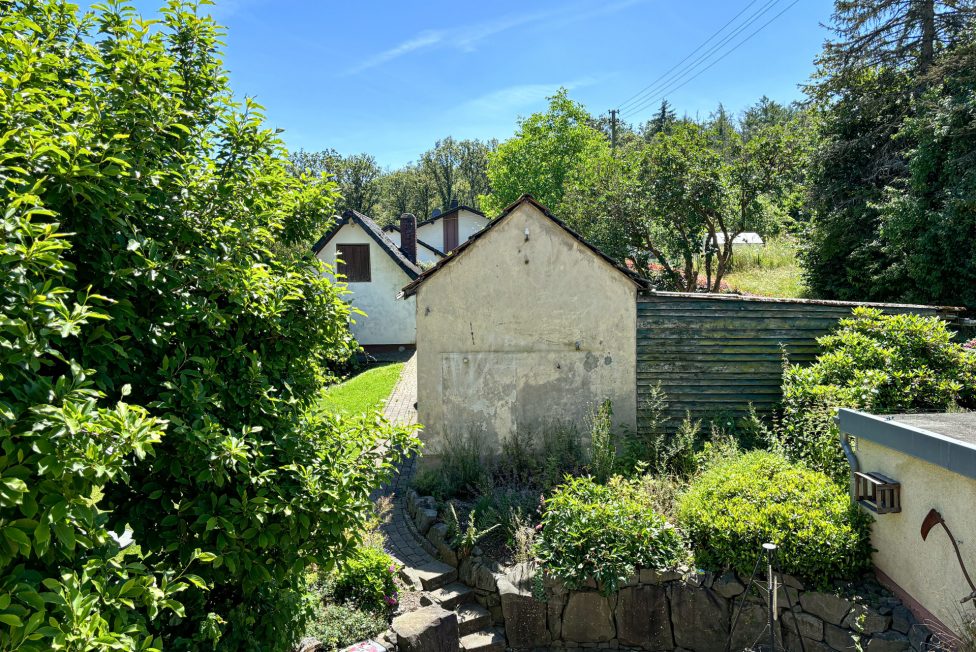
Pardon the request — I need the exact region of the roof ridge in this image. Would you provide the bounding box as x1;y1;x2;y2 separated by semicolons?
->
311;210;422;279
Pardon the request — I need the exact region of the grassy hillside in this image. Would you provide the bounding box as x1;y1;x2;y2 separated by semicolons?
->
724;238;808;298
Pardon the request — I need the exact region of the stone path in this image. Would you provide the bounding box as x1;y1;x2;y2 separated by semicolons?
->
376;354;431;570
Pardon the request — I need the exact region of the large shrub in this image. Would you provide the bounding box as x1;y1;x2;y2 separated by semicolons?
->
677;451;871;587
535;476;687;595
782;307;976;482
0;2;416;650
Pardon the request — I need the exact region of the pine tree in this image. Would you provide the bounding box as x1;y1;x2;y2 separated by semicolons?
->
644;100;676;139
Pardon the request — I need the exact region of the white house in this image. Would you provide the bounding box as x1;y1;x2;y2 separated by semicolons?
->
313;211;424;349
385;204;488;257
312;206;489;350
401;195;643;458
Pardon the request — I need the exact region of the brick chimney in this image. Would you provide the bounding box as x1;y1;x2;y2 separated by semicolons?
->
399;213;417;264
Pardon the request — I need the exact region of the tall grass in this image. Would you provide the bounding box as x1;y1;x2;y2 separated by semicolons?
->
724;237;808;298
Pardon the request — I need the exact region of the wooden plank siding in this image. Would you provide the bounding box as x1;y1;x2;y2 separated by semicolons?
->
636;291;953;432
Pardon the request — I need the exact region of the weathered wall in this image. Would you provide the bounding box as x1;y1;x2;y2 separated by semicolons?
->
858;439;976;637
415;202;637;456
637;292;945;430
416;208;488;252
316;222;416;346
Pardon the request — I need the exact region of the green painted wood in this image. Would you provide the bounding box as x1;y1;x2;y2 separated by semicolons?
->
636;293;941;433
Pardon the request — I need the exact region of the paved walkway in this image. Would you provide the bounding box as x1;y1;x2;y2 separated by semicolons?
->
375;354;434;572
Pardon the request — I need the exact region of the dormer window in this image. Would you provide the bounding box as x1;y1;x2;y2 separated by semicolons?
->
337;244;371;282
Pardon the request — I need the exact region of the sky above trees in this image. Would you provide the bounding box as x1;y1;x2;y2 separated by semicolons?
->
118;0;834;167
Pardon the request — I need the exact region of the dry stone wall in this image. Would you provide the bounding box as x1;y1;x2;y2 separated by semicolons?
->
404;490;939;652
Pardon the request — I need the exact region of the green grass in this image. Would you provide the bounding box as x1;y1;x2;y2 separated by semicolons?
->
318;363;404;417
724;237;809;298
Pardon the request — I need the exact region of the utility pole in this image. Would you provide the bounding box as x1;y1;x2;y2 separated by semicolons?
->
609;109;619;152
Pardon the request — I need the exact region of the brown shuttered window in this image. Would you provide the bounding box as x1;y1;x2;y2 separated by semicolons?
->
443;214;459;251
336;244;371;282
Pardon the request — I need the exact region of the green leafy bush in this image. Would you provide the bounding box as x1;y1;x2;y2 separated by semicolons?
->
307;603;387;652
1;2;417;649
535;476;687;594
677;451;871;587
332;548;400;614
782;307;976;482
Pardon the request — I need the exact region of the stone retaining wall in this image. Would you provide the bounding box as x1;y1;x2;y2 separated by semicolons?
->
404;490;940;652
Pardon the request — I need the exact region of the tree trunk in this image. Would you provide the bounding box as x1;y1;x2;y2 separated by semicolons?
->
918;0;936;75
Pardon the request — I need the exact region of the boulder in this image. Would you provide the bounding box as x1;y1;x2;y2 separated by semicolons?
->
392;605;459;652
497;574;550;649
908;623;930;651
730;602;774;652
782;610;824;641
844;604;892;634
824;623;858;651
472;562;497;592
640;567;684;584
865;630;911;652
799;591;853;626
671;585;729;651
712;571;745;599
615;584;673;649
415;508;438;535
890;605;912;634
561;592;615;643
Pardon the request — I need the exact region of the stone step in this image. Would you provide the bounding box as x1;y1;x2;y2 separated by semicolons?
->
456;603;492;637
427;582;474;610
400;558;458;591
459;627;506;652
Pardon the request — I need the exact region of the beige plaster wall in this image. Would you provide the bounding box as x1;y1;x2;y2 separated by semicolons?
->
316;222;416;346
416;208;488;252
858;438;976;636
414;202;637;457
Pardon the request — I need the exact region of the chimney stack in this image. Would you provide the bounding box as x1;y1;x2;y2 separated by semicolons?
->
399;213;417;264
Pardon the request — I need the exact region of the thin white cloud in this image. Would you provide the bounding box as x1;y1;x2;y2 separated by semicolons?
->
345;1;644;75
461;77;602;118
345;30;445;75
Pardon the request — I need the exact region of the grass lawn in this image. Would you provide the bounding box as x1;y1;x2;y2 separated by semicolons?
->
725;263;808;298
318;363;404;417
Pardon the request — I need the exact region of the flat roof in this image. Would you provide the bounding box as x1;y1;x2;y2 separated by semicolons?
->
837;409;976;480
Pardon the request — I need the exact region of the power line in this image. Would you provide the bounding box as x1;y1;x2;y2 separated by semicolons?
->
620;0;783;117
618;0;763;112
621;0;801;120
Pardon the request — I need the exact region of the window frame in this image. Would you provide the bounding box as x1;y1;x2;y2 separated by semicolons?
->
336;243;371;282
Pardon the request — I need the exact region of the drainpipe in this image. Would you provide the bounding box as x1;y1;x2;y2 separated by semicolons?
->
835;413;859;501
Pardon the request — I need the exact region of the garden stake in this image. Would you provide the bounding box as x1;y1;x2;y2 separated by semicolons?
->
765;543;777;652
726;549;766;652
773;546;806;652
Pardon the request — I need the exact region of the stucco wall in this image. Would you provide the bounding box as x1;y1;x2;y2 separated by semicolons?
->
316;222;416;346
414;202;637;457
858;438;976;635
416;208;488;252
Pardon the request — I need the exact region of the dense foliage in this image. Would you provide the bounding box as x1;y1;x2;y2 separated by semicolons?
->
0;2;416;649
330;548;400;614
535;476;687;595
677;451;872;587
805;1;976;308
781;308;976;481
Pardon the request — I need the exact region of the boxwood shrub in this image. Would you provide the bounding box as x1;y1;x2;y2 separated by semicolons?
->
677;451;871;587
535;476;687;594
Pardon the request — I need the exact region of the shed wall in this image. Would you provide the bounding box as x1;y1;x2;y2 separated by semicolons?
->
415;203;637;457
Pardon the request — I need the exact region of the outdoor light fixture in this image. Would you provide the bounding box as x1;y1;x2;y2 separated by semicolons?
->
854;471;901;514
524;227;530;241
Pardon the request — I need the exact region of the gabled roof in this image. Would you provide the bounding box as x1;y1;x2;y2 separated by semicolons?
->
312;210;422;279
417;204;486;227
382;225;446;257
400;195;644;298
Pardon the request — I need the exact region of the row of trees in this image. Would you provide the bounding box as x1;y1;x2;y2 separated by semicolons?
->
804;0;976;309
289;137;495;225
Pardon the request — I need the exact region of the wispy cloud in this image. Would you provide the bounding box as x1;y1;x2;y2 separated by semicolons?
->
344;1;644;75
460;77;602;118
345;31;445;75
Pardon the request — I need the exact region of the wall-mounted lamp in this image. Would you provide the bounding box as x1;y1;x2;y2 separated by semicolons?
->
524;227;530;242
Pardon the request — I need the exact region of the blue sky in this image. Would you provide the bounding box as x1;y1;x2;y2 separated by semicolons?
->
125;0;835;168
